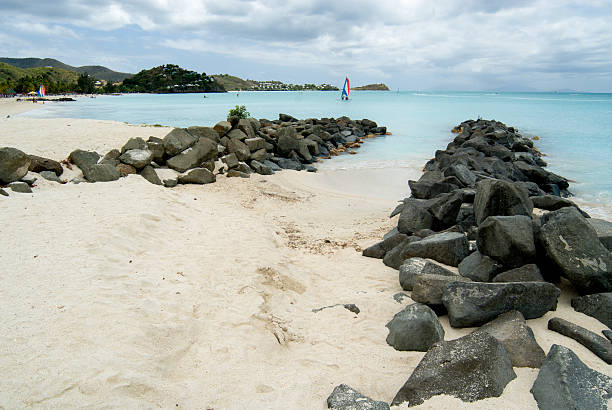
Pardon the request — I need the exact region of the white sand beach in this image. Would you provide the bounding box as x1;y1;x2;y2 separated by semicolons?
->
0;99;610;409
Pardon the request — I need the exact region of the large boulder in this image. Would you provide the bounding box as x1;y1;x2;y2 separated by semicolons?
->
492;264;544;282
363;232;408;259
397;199;433;234
327;384;389;410
427;191;463;230
226;138;251;162
530;345;612;410
244;137;266;152
411;274;472;306
277;127;299;155
178;168;216;185
81;164;120;182
250;160;273;175
140;165;162;185
473;310;545;368
400;232;470;267
163;128;197;157
382;237;420;270
187;126;220;143
391;332;516;406
477;215;536;268
28;154;62;176
68;149;100;170
442;281;561;327
531;194;589;217
385;303;444;352
120;137;147;153
0;147;31;183
119;149;152;170
587;218;612;251
458;251;503;282
473;179;533;225
166;138;217;172
537;207;612;294
571;293;612;329
146;138;165;164
398;257;458;291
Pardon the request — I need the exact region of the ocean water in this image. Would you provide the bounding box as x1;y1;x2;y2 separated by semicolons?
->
22;91;612;216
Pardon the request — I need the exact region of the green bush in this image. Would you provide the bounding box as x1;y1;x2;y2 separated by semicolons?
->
228;105;250;119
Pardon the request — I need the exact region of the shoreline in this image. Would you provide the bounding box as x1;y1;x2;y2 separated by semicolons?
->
1;103;610;408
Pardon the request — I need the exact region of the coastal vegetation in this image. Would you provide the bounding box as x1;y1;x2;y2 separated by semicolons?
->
213;74;338;91
0;57;132;83
121;64;225;93
228;105;250;119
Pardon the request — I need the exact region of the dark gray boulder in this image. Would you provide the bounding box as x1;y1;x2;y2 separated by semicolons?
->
458;251;503;282
274;158;303;170
163;128;197;157
244;137;266;152
382;236;420;270
427;191;463;230
81;164;120;182
28;154;62;176
399;257;458;291
166;138;217;172
250;160;273;175
492;264;544;282
140;165;162;185
178;168;216;184
8;181;32;193
473;310;545;368
226;128;247;141
397;198;433;234
120;137;147;153
409;175;460;200
100;149;120;166
442;281;561;327
537;207;612;294
588;218;612;251
69;149;100;170
187;126;220;143
119;149;152;170
571;293;612;329
327;384;389;410
548;317;612;364
163;178;178;188
362;232;408;259
391;332;516;406
226;169;250;178
473;179;533;225
531;194;589;217
40;170;62;183
530;344;612;410
146;139;165;164
221;153;239;169
385;303;444;352
277;127;299;155
400;232;470;267
444;163;477;187
226;137;250;162
477;215;536;268
411;274;472;306
263;160;282;172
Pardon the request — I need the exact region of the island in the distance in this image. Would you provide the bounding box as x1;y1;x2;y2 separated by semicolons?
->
352;83;390;91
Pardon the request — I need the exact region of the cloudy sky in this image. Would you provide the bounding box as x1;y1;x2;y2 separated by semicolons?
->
1;0;611;91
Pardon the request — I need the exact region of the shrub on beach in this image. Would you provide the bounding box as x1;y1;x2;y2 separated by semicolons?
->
228;105;250;119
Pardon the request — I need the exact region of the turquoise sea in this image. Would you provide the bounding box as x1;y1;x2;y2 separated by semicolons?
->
22;91;612;216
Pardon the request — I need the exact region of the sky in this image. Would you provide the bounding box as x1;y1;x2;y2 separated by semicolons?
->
1;0;612;92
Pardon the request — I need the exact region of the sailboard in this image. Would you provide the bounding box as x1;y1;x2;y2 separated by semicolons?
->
37;84;46;98
341;77;350;100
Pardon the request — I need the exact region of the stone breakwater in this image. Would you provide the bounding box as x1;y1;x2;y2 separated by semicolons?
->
330;119;612;409
0;113;387;194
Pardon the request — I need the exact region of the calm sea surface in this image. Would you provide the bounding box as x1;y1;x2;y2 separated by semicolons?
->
22;91;612;216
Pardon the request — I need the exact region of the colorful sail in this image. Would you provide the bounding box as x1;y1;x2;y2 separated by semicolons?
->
37;84;46;97
341;77;350;100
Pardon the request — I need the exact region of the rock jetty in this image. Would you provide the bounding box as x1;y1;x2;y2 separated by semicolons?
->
0;114;386;193
353;118;611;408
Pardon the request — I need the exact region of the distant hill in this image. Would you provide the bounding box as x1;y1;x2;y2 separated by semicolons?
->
213;74;257;91
121;64;225;93
353;83;390;91
0;57;132;82
0;62;78;84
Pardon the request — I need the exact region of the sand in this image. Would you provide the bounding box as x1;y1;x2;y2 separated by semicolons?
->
0;99;610;409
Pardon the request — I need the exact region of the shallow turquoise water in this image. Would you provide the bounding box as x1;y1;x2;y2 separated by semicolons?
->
23;91;612;212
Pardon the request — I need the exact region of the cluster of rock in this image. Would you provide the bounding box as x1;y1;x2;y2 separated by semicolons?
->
329;119;612;409
0;114;386;194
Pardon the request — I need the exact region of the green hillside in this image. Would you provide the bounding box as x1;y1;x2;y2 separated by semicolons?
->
0;62;79;93
122;64;225;93
212;74;257;91
0;57;132;82
353;83;390;91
